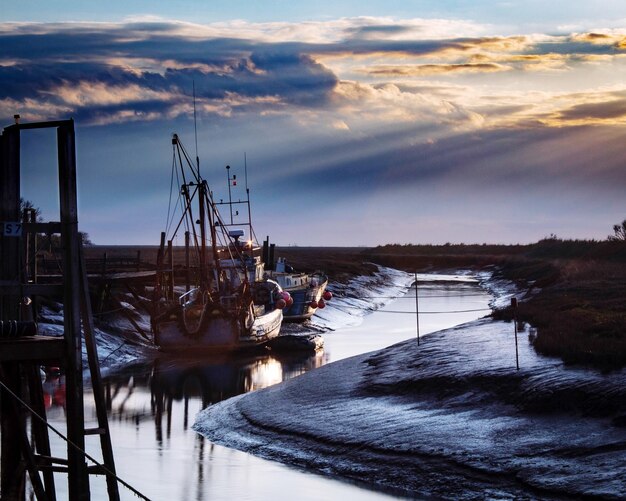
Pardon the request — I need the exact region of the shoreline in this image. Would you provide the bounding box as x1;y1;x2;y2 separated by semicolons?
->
193;272;626;499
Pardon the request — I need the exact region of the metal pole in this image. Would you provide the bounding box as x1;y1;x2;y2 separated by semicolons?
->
512;297;519;370
414;272;420;345
245;154;253;244
185;231;190;292
226;165;233;224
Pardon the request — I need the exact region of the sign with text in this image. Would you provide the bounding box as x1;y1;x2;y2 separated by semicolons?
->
3;222;22;237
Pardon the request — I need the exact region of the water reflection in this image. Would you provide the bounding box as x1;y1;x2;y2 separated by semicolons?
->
46;276;492;500
95;349;328;437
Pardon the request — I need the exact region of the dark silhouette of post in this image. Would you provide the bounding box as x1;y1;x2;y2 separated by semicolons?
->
414;272;420;345
511;297;519;370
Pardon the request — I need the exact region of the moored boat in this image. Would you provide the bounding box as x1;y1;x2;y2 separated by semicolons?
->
266;256;332;321
150;135;288;351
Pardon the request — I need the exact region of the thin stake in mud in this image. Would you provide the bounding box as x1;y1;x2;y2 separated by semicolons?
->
414;272;420;345
512;297;519;370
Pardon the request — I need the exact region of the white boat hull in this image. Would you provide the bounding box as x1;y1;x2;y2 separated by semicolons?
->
155;307;283;351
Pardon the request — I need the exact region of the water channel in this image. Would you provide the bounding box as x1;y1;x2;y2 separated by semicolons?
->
45;273;493;500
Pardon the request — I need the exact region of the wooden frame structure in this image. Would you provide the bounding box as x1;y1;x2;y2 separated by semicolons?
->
0;119;119;500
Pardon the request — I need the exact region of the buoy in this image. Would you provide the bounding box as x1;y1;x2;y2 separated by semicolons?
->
276;298;287;309
286;296;294;307
323;291;332;301
309;300;318;309
280;291;291;302
318;298;326;309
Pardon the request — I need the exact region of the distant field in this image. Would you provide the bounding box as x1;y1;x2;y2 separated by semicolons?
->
85;240;626;368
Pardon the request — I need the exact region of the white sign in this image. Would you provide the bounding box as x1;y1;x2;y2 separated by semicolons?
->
3;222;22;237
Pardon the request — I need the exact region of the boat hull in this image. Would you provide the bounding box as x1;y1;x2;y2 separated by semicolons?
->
282;275;329;321
154;307;283;352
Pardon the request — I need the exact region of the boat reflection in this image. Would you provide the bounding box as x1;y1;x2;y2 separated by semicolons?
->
97;349;328;435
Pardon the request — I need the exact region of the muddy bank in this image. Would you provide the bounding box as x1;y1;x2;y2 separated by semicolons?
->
195;316;626;499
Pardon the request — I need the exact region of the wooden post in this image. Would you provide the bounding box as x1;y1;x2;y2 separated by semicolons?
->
167;239;174;300
511;297;519;370
1;123;25;498
185;231;190;292
155;232;165;301
414;272;420;345
57;120;89;500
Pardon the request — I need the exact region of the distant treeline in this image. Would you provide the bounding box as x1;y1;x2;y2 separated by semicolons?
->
370;238;626;262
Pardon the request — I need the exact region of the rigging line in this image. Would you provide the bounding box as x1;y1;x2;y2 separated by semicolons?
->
351;307;493;314
177;139;199;183
167;160;185;238
0;379;151;501
361;294;491;299
169;185;200;241
192;80;200;176
165;147;177;236
175;142;191;188
165;187;184;240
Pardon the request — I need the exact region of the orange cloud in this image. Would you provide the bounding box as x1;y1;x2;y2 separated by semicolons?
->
363;62;510;76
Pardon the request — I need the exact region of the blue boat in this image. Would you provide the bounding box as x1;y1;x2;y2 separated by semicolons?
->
267;258;331;321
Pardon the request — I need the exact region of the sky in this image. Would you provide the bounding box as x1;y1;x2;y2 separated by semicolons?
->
1;1;626;245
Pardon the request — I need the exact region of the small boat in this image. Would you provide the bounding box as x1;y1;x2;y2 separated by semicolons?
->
265;253;332;322
150;135;289;351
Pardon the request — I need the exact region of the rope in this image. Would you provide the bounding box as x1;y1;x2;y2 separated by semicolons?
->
371;307;492;314
165;148;176;236
92;306;130;317
355;293;490;299
0;379;151;500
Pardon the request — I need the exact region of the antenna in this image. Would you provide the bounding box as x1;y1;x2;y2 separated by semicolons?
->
244;152;249;192
192;80;200;176
244;152;254;245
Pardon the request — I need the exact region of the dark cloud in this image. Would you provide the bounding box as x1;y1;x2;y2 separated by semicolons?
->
558;99;626;120
0;25;338;122
346;24;415;39
2;21;625;126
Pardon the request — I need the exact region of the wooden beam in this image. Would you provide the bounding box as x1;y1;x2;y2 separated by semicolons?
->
1;116;25;499
0;337;65;362
57;120;89;500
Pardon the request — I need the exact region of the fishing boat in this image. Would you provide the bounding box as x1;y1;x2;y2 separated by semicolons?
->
263;244;332;321
150;134;289;351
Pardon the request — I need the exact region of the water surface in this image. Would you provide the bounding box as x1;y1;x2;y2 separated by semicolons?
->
45;273;492;499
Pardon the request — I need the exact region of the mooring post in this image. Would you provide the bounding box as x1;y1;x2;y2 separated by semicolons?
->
511;297;519;370
414;272;420;345
167;239;174;300
185;231;190;292
155;232;165;300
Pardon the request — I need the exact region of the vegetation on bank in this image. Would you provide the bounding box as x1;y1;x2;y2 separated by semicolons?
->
363;237;626;369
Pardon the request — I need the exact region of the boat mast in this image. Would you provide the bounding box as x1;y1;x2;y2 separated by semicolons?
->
205;182;222;289
226;165;234;224
245;153;253;246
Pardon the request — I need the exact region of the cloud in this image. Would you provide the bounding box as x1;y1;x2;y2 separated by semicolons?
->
1;19;626;134
557;98;626;122
362;62;511;76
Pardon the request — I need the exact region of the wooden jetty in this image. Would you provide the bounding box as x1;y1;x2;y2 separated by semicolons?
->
0;118;120;500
